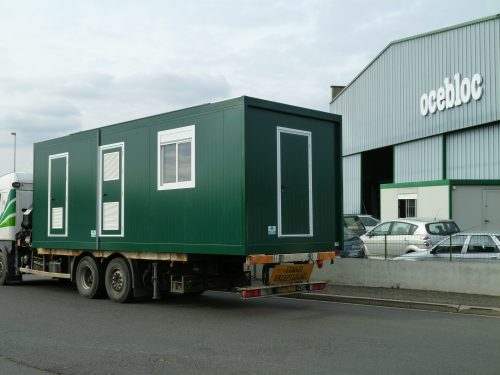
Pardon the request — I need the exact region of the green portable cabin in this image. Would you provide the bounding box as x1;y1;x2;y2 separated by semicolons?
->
32;97;343;256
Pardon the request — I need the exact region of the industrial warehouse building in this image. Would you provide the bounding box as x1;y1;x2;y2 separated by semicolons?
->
330;14;500;231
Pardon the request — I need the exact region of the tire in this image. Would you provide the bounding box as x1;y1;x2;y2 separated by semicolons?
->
0;251;7;286
76;256;104;299
105;258;132;303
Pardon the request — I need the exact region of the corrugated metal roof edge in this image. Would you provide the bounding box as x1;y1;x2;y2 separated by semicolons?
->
330;13;500;104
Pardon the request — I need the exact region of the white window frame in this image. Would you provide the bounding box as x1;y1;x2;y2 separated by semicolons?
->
157;125;195;190
398;193;417;218
276;126;313;238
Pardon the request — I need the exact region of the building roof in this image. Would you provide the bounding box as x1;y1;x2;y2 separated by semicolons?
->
330;13;500;104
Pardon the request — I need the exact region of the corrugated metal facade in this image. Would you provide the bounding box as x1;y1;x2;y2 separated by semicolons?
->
447;122;500;179
394;135;443;182
342;154;361;214
331;15;500;156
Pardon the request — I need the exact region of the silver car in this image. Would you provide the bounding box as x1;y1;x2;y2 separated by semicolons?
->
361;218;461;258
394;233;500;261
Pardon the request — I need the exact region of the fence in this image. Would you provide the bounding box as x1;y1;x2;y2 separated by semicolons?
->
353;233;500;262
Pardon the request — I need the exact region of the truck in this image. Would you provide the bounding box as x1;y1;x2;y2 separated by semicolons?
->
0;96;343;302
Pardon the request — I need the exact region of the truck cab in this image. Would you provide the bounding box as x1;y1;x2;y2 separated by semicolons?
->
0;172;33;284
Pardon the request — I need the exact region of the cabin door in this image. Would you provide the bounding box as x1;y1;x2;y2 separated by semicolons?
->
99;143;124;237
277;127;313;237
484;190;500;231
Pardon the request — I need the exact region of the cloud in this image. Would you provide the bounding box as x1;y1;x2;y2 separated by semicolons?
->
0;0;499;176
0;98;82;137
51;71;232;129
55;73;115;99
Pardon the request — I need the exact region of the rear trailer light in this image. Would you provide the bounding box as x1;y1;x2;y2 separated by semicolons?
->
308;282;326;292
242;289;262;299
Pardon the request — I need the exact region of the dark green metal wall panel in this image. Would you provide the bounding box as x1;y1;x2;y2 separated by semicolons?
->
33;100;246;255
143;108;244;253
33;132;98;249
244;99;343;254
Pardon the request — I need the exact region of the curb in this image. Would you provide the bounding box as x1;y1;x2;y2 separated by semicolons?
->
285;293;500;317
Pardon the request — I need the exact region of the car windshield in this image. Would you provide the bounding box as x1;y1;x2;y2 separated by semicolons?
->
344;228;358;241
360;216;379;226
344;216;365;231
426;221;460;235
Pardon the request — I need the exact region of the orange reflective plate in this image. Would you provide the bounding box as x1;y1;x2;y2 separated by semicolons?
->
269;263;314;285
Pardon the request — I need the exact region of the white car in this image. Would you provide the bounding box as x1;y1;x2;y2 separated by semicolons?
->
361;218;461;258
394;233;500;261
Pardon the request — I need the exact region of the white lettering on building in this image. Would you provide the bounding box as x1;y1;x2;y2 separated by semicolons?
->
420;73;483;116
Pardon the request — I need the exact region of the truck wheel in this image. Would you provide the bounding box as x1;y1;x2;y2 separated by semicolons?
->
105;258;132;303
0;251;7;286
76;256;104;299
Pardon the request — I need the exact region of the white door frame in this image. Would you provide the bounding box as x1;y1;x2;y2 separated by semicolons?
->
98;142;125;237
276;126;313;238
47;152;69;237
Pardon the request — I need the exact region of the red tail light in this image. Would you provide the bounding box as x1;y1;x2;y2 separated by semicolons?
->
242;289;262;299
309;282;326;291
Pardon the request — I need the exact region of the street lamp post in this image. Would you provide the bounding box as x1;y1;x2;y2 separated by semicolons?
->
11;132;16;172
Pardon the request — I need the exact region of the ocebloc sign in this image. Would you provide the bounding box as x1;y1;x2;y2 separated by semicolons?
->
420;73;483;116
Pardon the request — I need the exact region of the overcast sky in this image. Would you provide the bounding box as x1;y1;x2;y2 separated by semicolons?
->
0;0;498;175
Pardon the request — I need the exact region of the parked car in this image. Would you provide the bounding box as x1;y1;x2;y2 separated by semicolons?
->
341;228;367;258
394;233;500;261
344;214;366;237
361;218;461;258
357;214;380;232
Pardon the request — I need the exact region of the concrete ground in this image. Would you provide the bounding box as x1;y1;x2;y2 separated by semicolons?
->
2;277;500;375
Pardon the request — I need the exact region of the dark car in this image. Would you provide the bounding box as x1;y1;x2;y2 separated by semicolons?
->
344;214;367;237
341;228;367;258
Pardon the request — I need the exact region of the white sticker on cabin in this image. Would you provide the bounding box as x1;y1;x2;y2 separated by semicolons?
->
103;202;120;231
103;152;120;181
51;207;63;229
